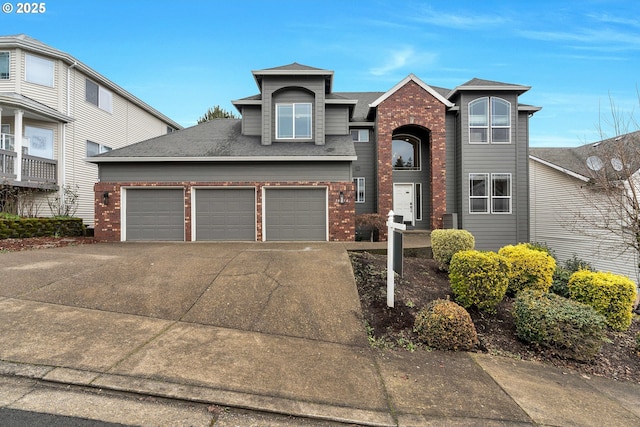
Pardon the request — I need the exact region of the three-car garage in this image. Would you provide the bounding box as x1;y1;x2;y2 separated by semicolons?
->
121;186;328;242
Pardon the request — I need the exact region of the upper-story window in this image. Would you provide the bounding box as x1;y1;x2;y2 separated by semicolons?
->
351;129;369;142
0;52;9;79
392;135;420;170
86;140;112;157
276;103;312;139
469;97;511;144
86;79;113;113
25;53;54;87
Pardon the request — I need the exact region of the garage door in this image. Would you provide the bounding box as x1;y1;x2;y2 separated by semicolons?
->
264;188;327;241
195;188;255;241
125;189;184;241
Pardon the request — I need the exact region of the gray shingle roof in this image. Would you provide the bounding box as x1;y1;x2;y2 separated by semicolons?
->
334;92;384;122
530;131;640;180
90;119;356;162
258;63;328;72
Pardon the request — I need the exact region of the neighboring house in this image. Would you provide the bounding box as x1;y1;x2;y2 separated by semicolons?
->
530;131;640;284
0;34;181;225
90;63;539;247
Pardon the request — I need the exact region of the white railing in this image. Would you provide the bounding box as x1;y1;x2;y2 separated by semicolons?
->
0;133;15;151
0;134;57;185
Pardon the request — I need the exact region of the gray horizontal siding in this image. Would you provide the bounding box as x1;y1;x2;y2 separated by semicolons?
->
352;139;376;214
457;92;527;249
241;106;261;136
325;106;349;135
99;161;352;182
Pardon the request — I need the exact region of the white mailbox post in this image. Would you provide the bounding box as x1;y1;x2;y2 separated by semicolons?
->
386;210;406;307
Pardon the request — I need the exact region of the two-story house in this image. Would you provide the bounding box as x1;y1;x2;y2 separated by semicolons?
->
0;34;181;225
90;63;539;249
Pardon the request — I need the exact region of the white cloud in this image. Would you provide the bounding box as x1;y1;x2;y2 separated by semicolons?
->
411;7;508;29
518;27;640;52
368;47;438;78
369;47;415;76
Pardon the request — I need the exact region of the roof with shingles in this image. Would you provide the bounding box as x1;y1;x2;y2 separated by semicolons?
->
530;131;640;180
89;119;356;161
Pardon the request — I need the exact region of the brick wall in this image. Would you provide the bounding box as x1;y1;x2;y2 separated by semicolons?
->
94;181;355;242
376;80;447;231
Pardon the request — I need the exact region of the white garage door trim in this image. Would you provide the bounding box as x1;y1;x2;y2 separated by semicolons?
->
191;187;257;241
262;186;328;242
121;186;185;242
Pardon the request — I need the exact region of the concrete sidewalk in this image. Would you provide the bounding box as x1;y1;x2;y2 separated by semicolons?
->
0;242;638;426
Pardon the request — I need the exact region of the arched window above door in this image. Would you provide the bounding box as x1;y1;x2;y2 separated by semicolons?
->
392;135;420;170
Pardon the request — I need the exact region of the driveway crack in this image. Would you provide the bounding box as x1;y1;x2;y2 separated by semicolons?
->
178;248;247;322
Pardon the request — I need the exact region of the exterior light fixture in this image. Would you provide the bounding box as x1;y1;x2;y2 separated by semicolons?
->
339;191;345;204
102;191;109;205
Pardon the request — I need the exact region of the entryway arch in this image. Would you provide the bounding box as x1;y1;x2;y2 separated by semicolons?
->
391;125;431;228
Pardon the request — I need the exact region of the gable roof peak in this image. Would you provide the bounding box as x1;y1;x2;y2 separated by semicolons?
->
370;73;454;108
260;62;328;72
251;62;334;92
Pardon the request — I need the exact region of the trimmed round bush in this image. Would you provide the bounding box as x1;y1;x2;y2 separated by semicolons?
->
449;250;510;312
431;229;475;271
498;243;556;295
513;290;607;362
414;299;478;351
568;270;638;331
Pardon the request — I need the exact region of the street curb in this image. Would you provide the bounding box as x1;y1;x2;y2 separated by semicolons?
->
0;360;395;427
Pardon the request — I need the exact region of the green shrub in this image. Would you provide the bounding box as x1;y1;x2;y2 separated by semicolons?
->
550;256;593;298
431;229;475;271
568;270;637;331
513;290;607;362
551;266;572;298
449;250;510;312
414;299;478;351
0;217;85;239
498;243;556;295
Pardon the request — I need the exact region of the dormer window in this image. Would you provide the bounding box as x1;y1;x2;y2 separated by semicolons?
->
276;103;312;139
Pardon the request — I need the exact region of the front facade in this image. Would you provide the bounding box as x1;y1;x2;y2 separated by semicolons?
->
0;34;181;225
92;64;538;248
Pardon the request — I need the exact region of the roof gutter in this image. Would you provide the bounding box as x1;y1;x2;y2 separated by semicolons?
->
87;155;358;163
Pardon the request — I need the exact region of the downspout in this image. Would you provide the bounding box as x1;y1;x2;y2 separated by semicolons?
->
60;61;77;202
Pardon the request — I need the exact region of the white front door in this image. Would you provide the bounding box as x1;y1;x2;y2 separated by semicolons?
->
393;183;414;224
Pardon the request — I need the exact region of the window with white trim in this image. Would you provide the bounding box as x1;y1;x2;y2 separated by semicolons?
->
491;173;512;213
25;53;54;87
469;97;511;144
0;52;9;80
86;140;112;157
276;103;312;139
86;79;113;113
469;173;512;214
351;129;369;142
469;173;489;213
353;177;365;203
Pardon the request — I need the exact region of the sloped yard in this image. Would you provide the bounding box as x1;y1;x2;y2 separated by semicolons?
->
350;251;640;384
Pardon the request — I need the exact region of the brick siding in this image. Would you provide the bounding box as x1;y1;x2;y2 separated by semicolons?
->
376;80;447;231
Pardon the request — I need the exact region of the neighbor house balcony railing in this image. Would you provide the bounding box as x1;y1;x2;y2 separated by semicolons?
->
0;133;57;185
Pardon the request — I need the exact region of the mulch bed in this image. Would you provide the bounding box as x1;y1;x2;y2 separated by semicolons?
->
350;251;640;384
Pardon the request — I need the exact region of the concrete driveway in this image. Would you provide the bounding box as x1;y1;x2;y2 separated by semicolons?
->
0;242;367;346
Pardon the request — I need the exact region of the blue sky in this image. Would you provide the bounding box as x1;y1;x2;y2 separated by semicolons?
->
1;0;639;147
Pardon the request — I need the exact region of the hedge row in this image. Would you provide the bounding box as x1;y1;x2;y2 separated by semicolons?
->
0;218;85;239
